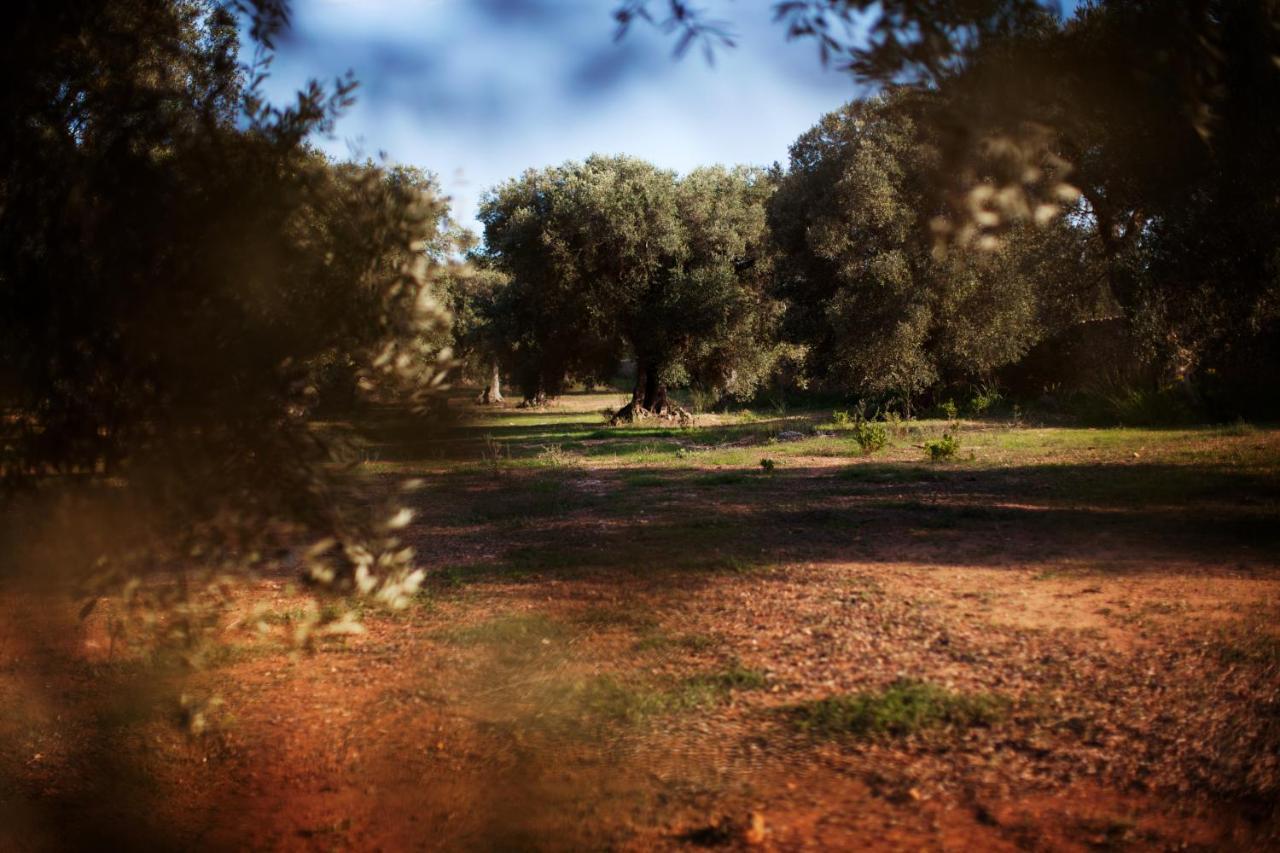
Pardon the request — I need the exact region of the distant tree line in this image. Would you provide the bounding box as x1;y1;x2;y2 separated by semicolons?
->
464;0;1280;421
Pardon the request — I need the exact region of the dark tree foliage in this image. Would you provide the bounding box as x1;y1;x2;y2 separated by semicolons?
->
619;1;1278;246
945;0;1280;411
0;1;452;603
769;93;1106;405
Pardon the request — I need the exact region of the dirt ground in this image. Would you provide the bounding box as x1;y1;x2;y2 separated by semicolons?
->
2;394;1278;851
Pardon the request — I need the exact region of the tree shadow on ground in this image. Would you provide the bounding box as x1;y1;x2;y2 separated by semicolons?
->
405;459;1280;590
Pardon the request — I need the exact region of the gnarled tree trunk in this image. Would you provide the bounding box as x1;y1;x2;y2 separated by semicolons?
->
609;362;688;424
476;362;504;405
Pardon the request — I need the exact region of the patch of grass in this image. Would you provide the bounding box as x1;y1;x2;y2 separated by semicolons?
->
565;676;674;723
545;672;731;726
835;465;943;484
495;544;583;577
583;440;684;462
695;471;751;486
435;612;566;647
689;662;768;692
258;606;309;626
574;606;658;632
1070;386;1194;427
466;476;592;524
1214;629;1280;668
1214;419;1259;438
623;472;668;488
633;631;719;653
792;679;1007;738
676;553;765;574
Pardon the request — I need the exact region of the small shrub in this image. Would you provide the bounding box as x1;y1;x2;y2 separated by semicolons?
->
924;432;960;461
967;385;1003;416
832;410;853;428
850;419;888;455
537;444;576;467
759;457;777;473
937;400;959;421
793;679;1006;738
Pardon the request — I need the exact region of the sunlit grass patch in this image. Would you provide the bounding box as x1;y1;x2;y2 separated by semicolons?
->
582;439;685;461
554;675;675;723
435;612;567;647
516;669;749;732
543;671;740;726
792;679;1007;738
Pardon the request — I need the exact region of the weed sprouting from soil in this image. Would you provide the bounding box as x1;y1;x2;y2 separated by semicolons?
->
792;680;1007;738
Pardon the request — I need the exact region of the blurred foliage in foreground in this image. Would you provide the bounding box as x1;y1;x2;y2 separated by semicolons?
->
0;0;458;661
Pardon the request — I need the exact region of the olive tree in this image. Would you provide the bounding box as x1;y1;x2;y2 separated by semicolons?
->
480;156;783;415
769;93;1104;408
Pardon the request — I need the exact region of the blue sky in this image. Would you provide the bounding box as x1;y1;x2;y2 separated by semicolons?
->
254;1;864;229
255;1;1078;230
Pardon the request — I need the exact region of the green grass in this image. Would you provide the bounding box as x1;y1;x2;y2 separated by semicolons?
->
537;669;753;728
688;662;768;692
695;471;752;486
633;631;719;654
792;679;1007;738
573;606;659;632
435;612;567;647
551;675;676;724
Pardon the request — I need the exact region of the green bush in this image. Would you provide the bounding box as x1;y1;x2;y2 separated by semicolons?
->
832;409;853;428
924;432;960;461
850;419;888;455
936;400;959;421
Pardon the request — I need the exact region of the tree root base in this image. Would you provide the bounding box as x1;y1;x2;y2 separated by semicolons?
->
609;401;694;426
